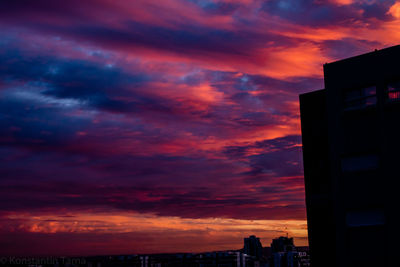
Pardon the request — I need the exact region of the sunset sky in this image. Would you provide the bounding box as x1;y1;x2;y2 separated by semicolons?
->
1;0;400;256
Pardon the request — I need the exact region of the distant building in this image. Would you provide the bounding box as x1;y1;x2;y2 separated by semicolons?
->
244;235;263;259
83;251;262;267
300;45;400;267
295;247;310;267
268;237;309;267
271;237;295;253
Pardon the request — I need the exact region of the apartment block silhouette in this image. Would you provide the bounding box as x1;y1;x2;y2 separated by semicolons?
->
300;45;400;267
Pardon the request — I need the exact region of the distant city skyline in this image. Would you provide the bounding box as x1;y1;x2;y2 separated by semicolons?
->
0;235;310;267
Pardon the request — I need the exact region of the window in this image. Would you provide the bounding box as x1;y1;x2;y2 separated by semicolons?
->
346;210;385;227
341;154;379;172
344;86;376;111
387;81;400;102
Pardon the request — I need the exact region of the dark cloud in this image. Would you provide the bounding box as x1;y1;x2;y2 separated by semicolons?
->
0;177;305;220
255;135;302;150
0;45;149;114
224;135;303;177
0;98;85;150
361;1;396;21
0;1;298;69
321;38;381;61
262;0;357;26
48;21;280;62
247;146;302;177
249;75;323;95
189;0;241;15
262;0;396;26
0;135;306;221
0;0;109;22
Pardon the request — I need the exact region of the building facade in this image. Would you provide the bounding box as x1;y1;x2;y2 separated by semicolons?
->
268;237;309;267
300;45;400;267
244;235;263;260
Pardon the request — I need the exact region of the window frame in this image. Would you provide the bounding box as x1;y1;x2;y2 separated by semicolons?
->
386;81;400;102
346;210;385;227
343;85;377;111
341;153;379;173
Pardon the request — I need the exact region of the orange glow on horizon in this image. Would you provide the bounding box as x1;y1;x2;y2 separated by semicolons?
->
3;211;308;254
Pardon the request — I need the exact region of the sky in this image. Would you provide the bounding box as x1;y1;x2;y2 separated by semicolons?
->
1;0;400;257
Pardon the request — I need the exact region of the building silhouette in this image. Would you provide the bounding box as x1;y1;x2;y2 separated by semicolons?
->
269;237;309;267
271;237;295;254
300;45;400;267
81;251;262;267
244;235;263;259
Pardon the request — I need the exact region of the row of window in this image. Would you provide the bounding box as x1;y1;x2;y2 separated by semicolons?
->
343;82;400;111
341;154;378;172
346;210;385;227
337;86;387;229
341;154;384;228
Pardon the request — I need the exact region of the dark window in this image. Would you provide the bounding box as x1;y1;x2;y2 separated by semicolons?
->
346;210;385;227
341;154;379;172
344;86;376;111
387;81;400;102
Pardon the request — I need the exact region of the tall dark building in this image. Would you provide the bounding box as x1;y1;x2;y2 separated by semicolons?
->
243;235;263;259
300;45;400;267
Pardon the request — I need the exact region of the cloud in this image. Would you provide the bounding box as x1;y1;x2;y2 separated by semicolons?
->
224;135;303;177
262;0;396;27
0;46;149;114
